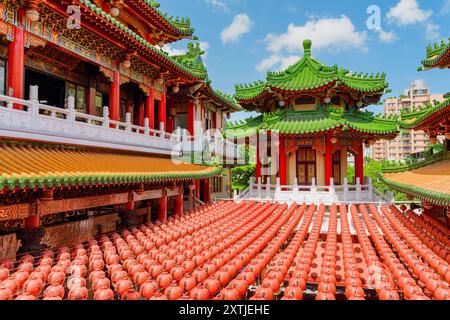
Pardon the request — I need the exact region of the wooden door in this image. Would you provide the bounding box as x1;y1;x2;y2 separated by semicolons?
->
297;148;316;185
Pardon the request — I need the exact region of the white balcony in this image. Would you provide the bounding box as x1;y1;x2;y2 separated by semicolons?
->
0;86;241;161
234;177;393;205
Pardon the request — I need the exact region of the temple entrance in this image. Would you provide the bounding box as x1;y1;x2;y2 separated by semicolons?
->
332;150;341;185
25;68;66;108
296;148;316;185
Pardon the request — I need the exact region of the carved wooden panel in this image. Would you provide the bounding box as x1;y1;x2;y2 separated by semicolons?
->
39;193;129;216
0;204;30;222
133;189;163;202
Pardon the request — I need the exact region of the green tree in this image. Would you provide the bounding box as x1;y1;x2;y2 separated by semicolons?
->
232;164;256;191
347;158;409;201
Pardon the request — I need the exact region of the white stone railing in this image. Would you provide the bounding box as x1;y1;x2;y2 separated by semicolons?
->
0;86;241;160
235;177;393;204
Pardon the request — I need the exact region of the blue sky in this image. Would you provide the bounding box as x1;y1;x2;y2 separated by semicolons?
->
160;0;449;119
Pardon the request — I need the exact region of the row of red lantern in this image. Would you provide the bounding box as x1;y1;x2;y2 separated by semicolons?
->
281;204;318;300
212;203;293;300
350;205;399;300
240;203;308;300
367;204;437;299
377;205;450;300
339;204;365;300
316;204;339;300
362;204;426;300
405;210;450;248
422;210;450;236
394;208;449;263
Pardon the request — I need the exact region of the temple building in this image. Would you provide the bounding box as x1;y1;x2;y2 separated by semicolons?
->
0;0;239;259
380;39;450;218
226;40;398;189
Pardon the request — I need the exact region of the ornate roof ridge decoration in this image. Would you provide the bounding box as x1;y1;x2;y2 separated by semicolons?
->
234;39;388;103
140;0;195;36
225;104;399;138
419;38;450;71
78;0;207;80
0;142;222;191
399;97;450;130
170;42;207;76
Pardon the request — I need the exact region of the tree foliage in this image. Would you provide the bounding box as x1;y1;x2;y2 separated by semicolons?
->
347;157;409;201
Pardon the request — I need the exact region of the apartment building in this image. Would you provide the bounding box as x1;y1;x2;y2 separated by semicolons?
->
371;80;445;161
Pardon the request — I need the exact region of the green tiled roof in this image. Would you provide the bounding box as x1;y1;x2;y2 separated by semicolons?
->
211;89;243;111
419;39;450;71
399;98;450;129
225;105;398;138
234;39;388;101
79;0;207;79
141;0;195;36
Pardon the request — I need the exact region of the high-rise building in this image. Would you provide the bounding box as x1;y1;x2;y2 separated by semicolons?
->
371;80;445;161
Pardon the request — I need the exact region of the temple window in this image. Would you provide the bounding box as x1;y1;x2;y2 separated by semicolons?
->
294;96;316;111
0;60;5;97
67;82;87;112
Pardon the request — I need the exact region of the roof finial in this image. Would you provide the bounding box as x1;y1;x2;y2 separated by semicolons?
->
303;39;312;56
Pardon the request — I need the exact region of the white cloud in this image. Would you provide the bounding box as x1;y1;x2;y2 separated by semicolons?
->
256;54;299;73
387;0;432;26
221;14;254;44
204;0;229;12
264;15;367;54
375;28;398;43
425;23;440;40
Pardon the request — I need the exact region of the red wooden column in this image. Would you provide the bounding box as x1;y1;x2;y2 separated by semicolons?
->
203;179;211;203
8;26;25;109
279;134;287;186
109;71;121;121
146;89;155;131
195;180;200;199
256;133;261;181
325;134;333;186
188;100;196;136
355;139;364;184
175;190;184;215
158;194;167;222
138;99;145;127
158;90;166;130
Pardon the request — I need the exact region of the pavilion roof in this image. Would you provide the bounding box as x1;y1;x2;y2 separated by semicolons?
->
380;156;450;207
78;0;207;80
399;98;450;132
0;142;221;192
419;39;450;71
138;0;195;37
225;105;398;138
234;40;388;105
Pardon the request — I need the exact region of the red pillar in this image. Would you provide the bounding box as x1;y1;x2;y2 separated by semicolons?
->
355;140;364;184
175;191;184;215
203;179;211;203
158;91;166;130
188;100;195;136
146;89;155;131
195;180;200;199
325;134;333;186
8;26;25;109
87;86;97;115
24;215;40;229
158;195;167;222
256;133;261;181
279;134;287;186
109;71;120;121
138;99;145;127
